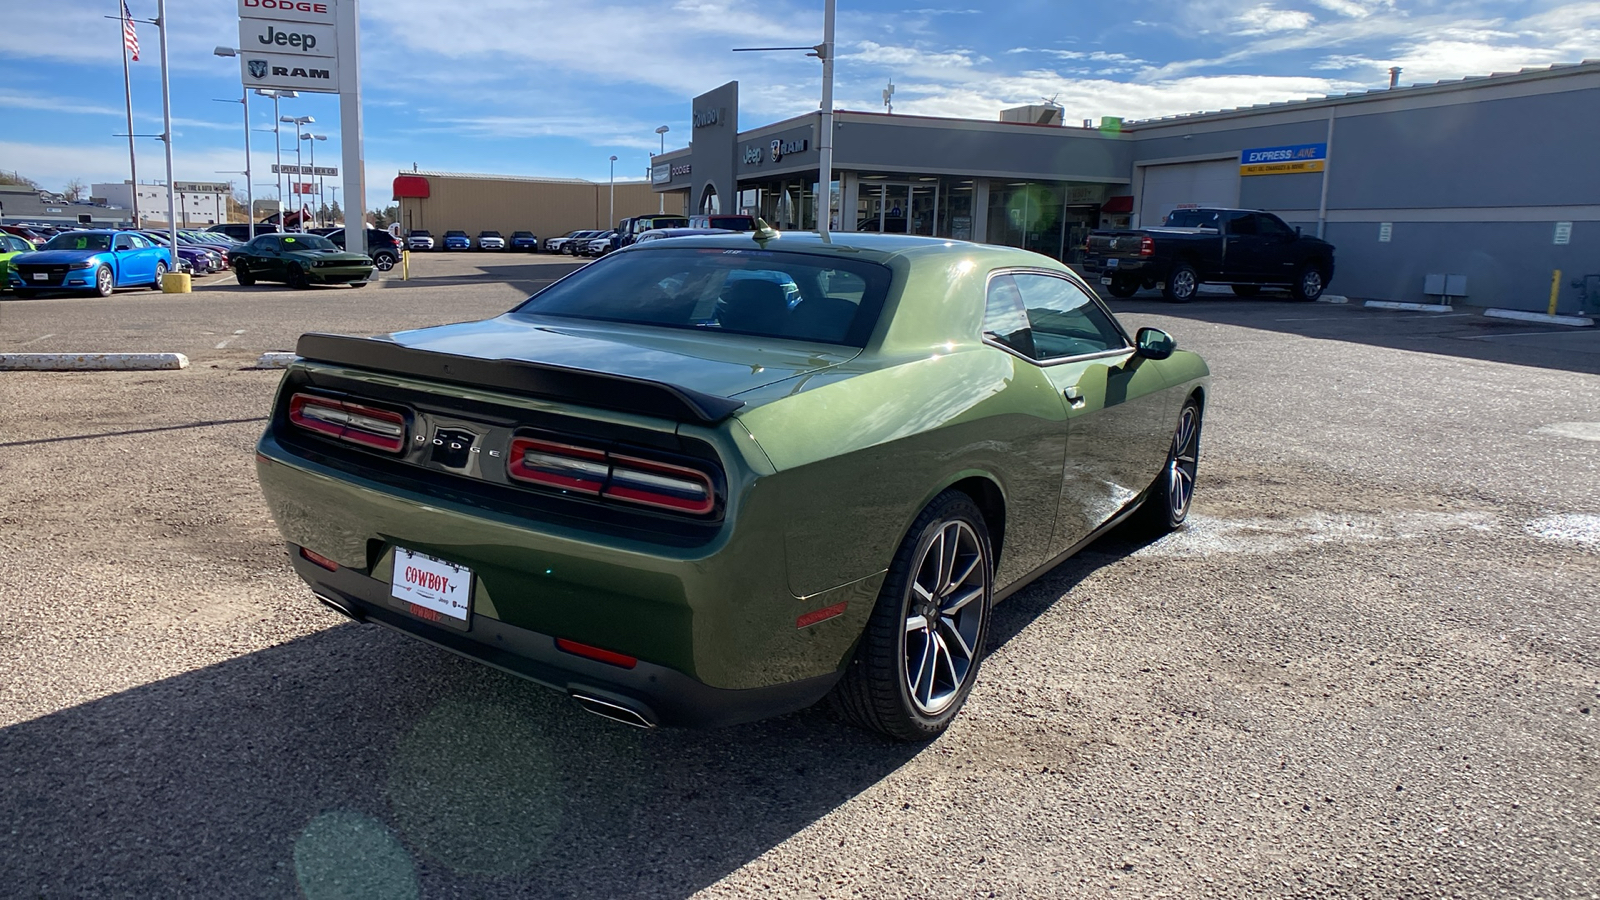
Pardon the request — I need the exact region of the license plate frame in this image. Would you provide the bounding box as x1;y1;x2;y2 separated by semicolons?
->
32;272;48;281
390;547;473;631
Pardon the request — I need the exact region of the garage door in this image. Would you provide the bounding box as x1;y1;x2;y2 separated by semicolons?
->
1137;160;1239;227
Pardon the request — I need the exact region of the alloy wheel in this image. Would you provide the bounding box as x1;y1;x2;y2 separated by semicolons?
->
96;267;112;295
1172;269;1196;299
1167;405;1200;520
902;520;987;716
1302;269;1323;297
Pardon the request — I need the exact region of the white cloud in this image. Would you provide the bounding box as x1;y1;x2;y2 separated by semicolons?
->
1234;5;1318;35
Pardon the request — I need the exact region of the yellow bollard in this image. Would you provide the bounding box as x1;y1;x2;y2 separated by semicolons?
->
1548;269;1562;316
161;271;192;293
402;249;410;281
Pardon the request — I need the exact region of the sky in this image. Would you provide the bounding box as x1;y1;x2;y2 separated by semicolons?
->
1;0;1595;212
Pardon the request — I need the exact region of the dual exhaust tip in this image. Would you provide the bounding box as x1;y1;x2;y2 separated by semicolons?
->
316;590;657;730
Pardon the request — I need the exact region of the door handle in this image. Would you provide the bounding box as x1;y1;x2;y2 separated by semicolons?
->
1063;386;1086;408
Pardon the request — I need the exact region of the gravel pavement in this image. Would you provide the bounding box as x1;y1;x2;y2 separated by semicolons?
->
0;258;1594;898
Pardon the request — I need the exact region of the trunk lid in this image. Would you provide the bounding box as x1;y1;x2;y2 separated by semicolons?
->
383;314;858;403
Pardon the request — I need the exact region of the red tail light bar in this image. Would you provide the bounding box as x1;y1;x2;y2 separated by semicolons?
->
1139;235;1155;257
507;436;716;516
288;393;407;453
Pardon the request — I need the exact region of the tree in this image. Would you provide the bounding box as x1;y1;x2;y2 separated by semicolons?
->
0;169;40;189
63;178;86;201
328;200;343;224
370;204;399;229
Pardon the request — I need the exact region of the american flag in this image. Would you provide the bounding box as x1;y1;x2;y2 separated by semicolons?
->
121;1;140;62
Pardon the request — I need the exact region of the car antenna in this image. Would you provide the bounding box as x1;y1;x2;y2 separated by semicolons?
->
751;217;780;247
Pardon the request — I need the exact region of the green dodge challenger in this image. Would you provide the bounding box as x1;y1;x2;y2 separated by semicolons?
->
232;232;374;289
256;231;1208;740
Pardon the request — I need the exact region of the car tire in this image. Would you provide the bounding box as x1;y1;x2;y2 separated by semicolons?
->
1132;396;1202;534
150;261;168;290
94;265;114;297
1107;273;1140;299
372;252;396;271
287;264;311;289
1162;263;1200;303
830;489;993;742
1230;284;1261;297
1291;264;1328;301
235;263;256;286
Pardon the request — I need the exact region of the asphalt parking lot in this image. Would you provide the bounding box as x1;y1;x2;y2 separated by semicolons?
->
1;254;1595;898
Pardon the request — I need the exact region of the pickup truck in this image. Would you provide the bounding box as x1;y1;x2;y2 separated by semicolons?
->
1084;208;1335;303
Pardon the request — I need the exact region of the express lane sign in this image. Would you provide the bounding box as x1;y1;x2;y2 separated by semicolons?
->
1239;143;1327;176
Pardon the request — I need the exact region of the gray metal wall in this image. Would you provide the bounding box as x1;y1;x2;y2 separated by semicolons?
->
1128;82;1600;312
837;118;1131;182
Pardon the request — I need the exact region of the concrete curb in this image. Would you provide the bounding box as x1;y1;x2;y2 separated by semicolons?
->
1365;300;1454;312
1317;294;1349;304
255;352;299;369
1483;308;1595;327
0;352;189;371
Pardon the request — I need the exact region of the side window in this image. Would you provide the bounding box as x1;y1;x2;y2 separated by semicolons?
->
114;234;134;251
982;274;1037;359
1228;213;1258;235
128;234;149;249
1011;273;1127;360
1258;214;1295;237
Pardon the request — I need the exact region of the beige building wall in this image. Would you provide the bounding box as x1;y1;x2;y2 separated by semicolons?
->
394;172;670;242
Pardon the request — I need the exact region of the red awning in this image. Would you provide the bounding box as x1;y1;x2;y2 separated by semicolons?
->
392;175;430;199
1101;195;1134;214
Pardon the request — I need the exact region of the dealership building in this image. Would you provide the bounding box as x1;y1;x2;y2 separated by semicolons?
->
651;62;1600;314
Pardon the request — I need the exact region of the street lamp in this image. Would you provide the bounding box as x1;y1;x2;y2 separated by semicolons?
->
301;133;327;226
255;89;297;228
281;114;314;230
212;46;254;239
609;154;618;228
655;125;669;213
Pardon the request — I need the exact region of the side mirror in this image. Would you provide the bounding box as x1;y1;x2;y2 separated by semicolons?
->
1135;327;1176;360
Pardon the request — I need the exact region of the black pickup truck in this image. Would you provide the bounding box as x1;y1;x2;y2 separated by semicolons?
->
1084;208;1336;302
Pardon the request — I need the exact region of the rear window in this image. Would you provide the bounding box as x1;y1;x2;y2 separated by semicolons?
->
512;247;892;347
1163;209;1222;228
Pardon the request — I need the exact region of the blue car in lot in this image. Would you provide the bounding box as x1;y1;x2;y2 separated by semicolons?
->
7;230;172;297
441;230;471;251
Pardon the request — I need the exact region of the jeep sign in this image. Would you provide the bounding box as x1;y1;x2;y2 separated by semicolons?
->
240;19;337;58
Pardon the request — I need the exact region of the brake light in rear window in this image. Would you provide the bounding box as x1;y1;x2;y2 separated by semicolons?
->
288;393;407;453
506;437;716;516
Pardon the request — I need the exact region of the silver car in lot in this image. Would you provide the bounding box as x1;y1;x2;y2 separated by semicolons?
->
406;230;435;251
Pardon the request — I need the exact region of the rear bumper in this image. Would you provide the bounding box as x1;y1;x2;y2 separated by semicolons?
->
1083;257;1156;277
291;548;839;728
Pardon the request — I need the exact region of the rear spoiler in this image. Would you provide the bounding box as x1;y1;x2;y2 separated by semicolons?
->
294;332;746;425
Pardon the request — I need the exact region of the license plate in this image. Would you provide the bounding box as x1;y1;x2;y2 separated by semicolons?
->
391;548;472;628
33;273;47;281
1105;258;1119;268
1100;276;1113;286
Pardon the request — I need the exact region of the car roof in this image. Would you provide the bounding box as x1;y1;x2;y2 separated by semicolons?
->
620;230;1053;266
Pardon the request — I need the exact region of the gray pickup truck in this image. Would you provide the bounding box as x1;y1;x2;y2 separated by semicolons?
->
1083;208;1336;303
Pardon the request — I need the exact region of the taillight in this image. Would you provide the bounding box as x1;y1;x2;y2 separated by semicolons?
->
288;392;407;453
506;437;716;516
1139;236;1155;257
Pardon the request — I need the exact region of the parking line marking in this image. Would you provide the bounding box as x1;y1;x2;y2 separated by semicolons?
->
1463;330;1577;340
16;334;55;347
214;329;247;350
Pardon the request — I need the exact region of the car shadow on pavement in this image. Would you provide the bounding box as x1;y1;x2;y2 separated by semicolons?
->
1105;294;1600;375
986;520;1164;651
0;621;921;898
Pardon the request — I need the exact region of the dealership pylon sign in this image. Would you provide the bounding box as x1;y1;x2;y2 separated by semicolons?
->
236;0;366;254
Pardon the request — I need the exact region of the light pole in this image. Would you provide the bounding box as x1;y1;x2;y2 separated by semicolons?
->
608;154;618;227
212;47;254;239
655;125;669;213
301;133;327;226
281;115;314;230
328;186;340;224
255;89;296;228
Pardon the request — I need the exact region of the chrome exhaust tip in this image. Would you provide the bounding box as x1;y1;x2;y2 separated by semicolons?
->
313;591;365;623
570;692;656;729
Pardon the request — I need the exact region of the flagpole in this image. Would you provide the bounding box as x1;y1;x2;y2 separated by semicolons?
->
120;0;140;227
156;0;177;259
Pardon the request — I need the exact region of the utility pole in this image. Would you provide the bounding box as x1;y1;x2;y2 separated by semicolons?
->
818;0;836;240
156;0;177;258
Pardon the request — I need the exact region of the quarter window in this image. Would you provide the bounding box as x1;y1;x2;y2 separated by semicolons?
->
114;234;135;251
984;272;1128;362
